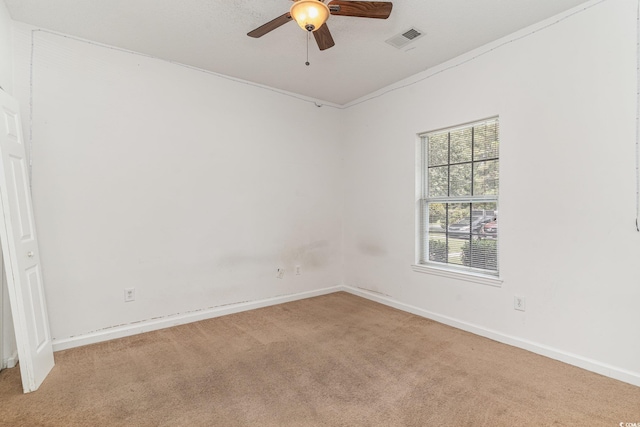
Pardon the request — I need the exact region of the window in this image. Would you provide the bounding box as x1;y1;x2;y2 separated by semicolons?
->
418;118;499;276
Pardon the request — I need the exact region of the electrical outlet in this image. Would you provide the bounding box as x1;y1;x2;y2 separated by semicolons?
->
514;296;525;311
295;265;301;275
276;268;285;279
124;288;136;302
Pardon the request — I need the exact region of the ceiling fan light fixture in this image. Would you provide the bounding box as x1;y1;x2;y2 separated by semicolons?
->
290;0;330;32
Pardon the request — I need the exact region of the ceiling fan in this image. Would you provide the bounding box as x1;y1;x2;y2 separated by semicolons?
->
247;0;393;51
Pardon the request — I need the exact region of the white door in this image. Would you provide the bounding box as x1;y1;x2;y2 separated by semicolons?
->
0;89;54;392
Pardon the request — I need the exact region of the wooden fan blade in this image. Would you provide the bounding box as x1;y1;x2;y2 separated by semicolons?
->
313;24;335;51
247;12;292;38
328;1;392;19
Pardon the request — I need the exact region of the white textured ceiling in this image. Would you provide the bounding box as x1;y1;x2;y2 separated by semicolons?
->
4;0;589;105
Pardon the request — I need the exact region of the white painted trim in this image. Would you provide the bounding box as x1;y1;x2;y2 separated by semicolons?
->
2;349;18;369
411;264;503;287
52;286;343;352
342;286;640;388
52;284;640;388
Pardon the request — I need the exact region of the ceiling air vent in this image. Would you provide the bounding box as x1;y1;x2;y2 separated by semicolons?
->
385;27;425;49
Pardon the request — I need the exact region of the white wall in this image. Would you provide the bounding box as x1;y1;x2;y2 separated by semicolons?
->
342;0;640;384
11;25;344;342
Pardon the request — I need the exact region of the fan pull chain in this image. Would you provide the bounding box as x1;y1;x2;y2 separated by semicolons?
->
305;31;310;66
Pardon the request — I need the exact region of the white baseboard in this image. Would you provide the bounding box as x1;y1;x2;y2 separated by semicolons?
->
342;286;640;388
52;286;343;352
2;350;18;369
51;284;640;388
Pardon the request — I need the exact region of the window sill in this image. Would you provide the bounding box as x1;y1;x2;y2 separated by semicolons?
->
411;264;503;287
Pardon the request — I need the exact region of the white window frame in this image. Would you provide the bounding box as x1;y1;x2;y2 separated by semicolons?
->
412;117;502;287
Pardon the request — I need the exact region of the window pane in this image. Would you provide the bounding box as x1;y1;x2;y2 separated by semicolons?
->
468;239;498;271
428;237;447;263
471;202;497;215
428;203;447;232
447;203;470;227
428;166;448;197
470;202;497;238
428;133;448;166
447;237;464;265
473;121;499;161
450;128;472;163
424;202;446;264
449;163;471;196
473;159;499;195
446;203;471;241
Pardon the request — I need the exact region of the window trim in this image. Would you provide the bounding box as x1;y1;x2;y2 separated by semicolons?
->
415;117;501;284
411;263;503;287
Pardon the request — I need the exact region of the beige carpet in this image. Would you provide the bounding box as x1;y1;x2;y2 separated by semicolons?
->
0;291;638;426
